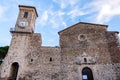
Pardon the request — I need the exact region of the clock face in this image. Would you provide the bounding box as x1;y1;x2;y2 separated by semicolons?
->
18;21;28;27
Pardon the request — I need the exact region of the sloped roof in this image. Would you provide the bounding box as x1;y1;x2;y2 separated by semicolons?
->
19;5;38;17
107;31;119;34
58;22;108;34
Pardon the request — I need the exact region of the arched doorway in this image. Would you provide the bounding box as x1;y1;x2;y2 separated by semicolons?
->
82;67;94;80
10;62;19;80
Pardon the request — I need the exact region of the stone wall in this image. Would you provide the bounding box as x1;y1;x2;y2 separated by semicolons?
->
59;23;111;64
20;33;61;79
0;33;42;79
106;32;120;63
0;22;120;80
59;23;120;80
22;46;61;80
59;63;120;80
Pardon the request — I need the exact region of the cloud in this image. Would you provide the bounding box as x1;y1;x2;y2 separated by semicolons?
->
49;10;67;29
53;0;79;9
39;11;49;26
38;7;67;29
0;38;11;46
67;6;87;19
38;0;85;29
0;6;6;18
118;33;120;44
61;21;67;27
49;19;59;29
86;0;120;23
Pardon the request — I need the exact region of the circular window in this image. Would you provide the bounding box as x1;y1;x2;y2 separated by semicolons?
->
78;34;86;41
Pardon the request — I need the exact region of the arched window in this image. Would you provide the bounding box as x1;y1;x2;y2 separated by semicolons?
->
10;62;19;80
82;67;94;80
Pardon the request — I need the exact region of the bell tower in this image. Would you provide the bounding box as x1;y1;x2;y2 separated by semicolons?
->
10;5;38;33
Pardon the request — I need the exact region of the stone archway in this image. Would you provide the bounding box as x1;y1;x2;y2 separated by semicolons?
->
82;67;94;80
9;62;19;80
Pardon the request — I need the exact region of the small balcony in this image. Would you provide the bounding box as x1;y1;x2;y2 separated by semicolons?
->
10;28;32;33
10;28;15;33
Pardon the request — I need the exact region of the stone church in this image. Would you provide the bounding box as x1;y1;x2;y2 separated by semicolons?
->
0;5;120;80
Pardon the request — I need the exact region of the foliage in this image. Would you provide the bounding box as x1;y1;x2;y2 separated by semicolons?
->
0;46;9;64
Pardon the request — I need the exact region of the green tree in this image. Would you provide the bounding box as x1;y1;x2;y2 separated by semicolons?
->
0;46;9;64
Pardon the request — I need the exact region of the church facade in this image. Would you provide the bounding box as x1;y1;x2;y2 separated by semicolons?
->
0;5;120;80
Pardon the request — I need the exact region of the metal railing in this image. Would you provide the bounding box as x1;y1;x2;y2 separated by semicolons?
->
10;28;32;33
10;28;15;32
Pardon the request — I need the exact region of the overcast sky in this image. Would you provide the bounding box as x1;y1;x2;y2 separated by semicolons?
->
0;0;120;46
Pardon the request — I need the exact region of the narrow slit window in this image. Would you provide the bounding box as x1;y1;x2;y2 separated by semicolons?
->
84;58;87;63
23;12;28;18
31;59;33;62
50;57;52;62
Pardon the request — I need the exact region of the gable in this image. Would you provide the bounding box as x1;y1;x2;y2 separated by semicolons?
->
58;22;108;35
